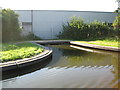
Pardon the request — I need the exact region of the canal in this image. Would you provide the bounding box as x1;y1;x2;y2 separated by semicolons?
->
2;45;119;88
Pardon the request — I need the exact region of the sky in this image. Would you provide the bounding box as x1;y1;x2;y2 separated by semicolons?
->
0;0;118;12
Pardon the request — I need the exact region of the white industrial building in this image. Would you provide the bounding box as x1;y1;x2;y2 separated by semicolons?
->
15;10;117;39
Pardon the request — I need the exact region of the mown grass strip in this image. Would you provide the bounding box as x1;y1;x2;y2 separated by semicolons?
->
0;42;44;63
76;40;119;47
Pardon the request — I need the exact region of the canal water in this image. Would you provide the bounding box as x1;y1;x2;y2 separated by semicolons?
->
2;45;119;88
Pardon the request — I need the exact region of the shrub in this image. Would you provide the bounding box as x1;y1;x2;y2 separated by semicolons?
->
57;16;118;41
21;32;41;41
112;14;120;30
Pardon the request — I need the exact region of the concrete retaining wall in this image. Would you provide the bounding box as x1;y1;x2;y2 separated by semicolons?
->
70;41;120;52
1;40;119;72
0;44;52;71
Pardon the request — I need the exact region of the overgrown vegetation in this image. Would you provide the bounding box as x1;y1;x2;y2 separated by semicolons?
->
0;42;44;62
1;9;21;43
57;16;119;41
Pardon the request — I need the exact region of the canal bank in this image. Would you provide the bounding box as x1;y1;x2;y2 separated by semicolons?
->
2;45;119;88
1;40;119;72
30;40;119;52
1;40;119;70
70;41;120;52
0;43;52;71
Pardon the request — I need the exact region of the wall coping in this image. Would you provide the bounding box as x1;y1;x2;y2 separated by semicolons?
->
19;40;120;52
1;40;119;71
15;10;115;13
0;43;52;71
70;41;120;52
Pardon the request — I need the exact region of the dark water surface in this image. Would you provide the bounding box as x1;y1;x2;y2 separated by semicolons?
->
2;45;119;88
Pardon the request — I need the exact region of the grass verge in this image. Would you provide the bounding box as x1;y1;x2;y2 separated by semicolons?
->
0;42;44;63
76;40;119;47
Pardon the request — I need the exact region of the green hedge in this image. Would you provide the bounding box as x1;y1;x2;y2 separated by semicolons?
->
57;16;119;41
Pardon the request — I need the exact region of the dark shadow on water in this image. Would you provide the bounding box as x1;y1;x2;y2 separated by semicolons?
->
2;45;119;88
2;55;52;80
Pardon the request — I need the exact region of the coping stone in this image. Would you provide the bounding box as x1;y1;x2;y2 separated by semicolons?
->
0;43;52;71
70;41;120;52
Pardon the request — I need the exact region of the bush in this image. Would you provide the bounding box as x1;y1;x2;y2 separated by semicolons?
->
112;14;120;30
57;16;118;41
1;9;21;43
21;32;41;41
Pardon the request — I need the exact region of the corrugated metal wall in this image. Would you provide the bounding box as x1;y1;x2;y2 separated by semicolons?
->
15;10;117;39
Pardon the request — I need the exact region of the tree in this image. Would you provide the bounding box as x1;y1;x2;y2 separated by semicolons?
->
113;0;120;30
0;9;21;42
113;14;120;29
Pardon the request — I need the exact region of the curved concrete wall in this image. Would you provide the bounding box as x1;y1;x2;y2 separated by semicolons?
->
15;10;117;39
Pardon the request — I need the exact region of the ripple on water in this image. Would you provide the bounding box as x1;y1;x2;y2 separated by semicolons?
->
2;45;119;88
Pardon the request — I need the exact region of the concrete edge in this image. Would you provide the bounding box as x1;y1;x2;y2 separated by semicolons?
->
1;40;119;71
0;43;53;71
29;40;71;45
13;40;120;52
70;41;120;52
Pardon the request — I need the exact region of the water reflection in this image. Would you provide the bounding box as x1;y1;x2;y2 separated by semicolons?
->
2;55;52;80
2;45;119;88
47;45;118;68
46;45;119;88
